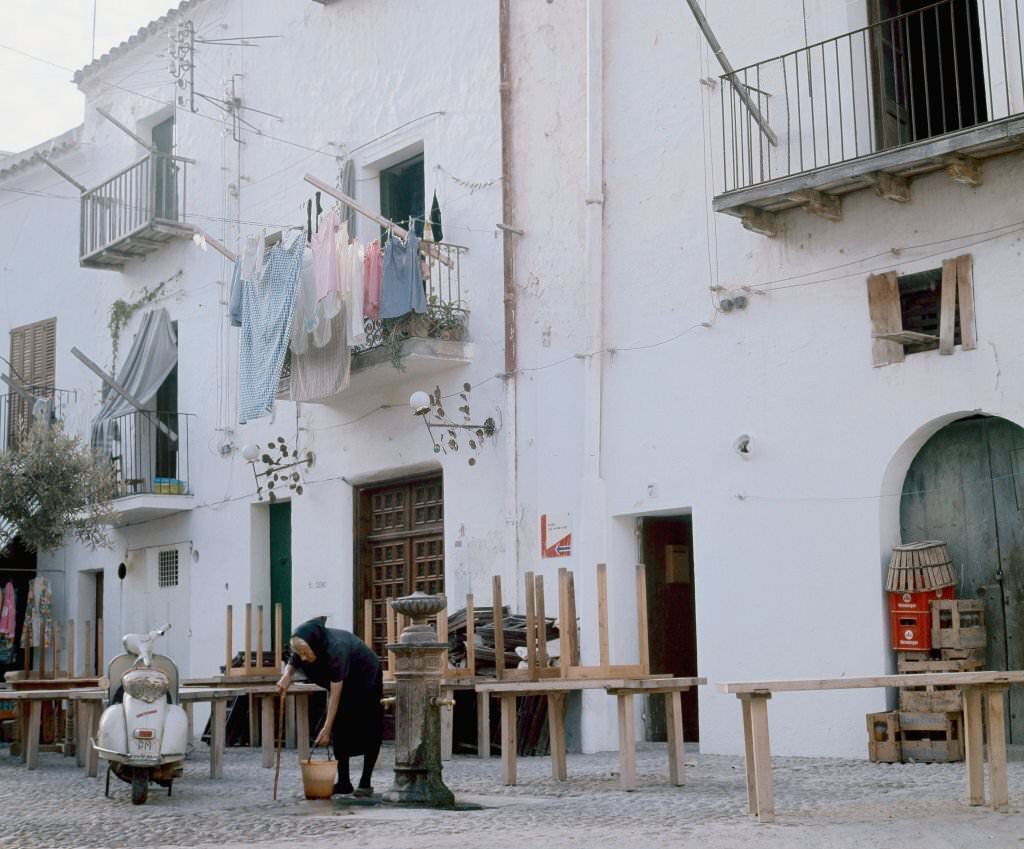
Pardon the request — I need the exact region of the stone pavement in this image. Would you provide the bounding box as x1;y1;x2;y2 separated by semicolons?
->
0;741;1021;849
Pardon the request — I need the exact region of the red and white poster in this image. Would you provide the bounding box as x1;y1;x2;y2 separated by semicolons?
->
541;513;572;558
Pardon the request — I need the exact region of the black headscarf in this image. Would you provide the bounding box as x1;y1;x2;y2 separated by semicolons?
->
289;616;329;671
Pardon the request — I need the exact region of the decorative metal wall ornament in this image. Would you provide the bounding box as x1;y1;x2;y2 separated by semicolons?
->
241;437;314;502
409;383;497;467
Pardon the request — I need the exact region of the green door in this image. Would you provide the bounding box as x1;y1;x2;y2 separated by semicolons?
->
270;502;292;644
901;415;1024;743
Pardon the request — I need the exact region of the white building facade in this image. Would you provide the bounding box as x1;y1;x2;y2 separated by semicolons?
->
2;0;1024;759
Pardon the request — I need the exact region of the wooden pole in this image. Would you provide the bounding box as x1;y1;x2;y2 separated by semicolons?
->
466;593;476;677
385;602;396;680
362;598;373;647
84;621;93;677
524;571;537;679
225;605;233;676
636;563;650;675
256;605;265;673
274;603;282;671
492;576;504;680
566;571;579;666
272;691;286;800
66;619;75;678
597;563;610;671
437;602;449;676
97;619;103;673
244;603;252;673
535;574;548;670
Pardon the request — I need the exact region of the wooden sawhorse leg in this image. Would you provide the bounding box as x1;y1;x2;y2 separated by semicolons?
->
500;695;517;785
985;684;1009;813
261;695;275;768
548;693;567;781
666;690;686;786
738;693;773;823
85;702;100;778
617;693;637;791
477;691;491;758
296;693;310;761
210;699;226;779
962;685;985;806
25;701;41;770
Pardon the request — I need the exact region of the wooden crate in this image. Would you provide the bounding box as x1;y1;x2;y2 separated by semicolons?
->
930;599;986;650
898;711;964;763
939;647;985;663
867;711;901;763
896;654;983;674
899;685;961;713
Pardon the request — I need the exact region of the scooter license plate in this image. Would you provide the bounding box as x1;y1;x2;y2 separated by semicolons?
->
133;736;155;754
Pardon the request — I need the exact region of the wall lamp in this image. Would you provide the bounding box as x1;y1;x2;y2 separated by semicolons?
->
410;384;497;466
242;436;315;502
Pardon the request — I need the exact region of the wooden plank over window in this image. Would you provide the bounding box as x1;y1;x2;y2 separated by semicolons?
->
939;259;958;355
867;273;904;366
955;254;977;351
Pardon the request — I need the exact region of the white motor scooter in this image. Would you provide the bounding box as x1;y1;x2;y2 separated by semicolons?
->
92;624;189;804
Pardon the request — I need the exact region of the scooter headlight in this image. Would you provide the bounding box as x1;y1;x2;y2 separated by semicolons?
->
122;668;169;703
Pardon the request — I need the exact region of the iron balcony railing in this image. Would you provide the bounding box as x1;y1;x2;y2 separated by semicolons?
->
80;152;189;261
0;387;77;450
105;410;193;499
718;0;1024;193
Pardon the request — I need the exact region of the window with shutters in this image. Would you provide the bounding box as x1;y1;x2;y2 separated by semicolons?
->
867;255;975;366
356;475;444;659
6;318;56;446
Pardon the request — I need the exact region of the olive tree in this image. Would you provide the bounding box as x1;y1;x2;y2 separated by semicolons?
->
0;421;117;554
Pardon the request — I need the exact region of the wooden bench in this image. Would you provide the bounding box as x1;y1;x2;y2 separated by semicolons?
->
477;676;705;790
4;687;105;772
718;670;1024;823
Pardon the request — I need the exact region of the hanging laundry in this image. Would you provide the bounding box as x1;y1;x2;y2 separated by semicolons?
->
239;233;305;423
380;230;427;320
240;231;266;283
363;239;382;321
0;581;16;639
430;190;444;243
311;209;342;320
347;238;366;347
290;308;350;401
228;259;243;327
289;249;320;357
20;576;52;650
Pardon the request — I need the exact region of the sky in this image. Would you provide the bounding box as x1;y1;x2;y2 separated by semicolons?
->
0;0;178;154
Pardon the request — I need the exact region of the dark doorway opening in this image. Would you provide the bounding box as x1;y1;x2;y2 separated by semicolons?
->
379;155;425;238
0;538;37;676
871;0;987;148
269;501;292;645
640;516;699;742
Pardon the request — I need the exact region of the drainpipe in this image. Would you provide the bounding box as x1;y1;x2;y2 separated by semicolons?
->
579;0;608;752
498;0;520;594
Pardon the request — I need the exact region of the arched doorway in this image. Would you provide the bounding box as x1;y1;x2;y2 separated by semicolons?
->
900;414;1024;742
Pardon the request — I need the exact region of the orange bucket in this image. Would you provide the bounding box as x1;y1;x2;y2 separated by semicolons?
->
300;750;336;799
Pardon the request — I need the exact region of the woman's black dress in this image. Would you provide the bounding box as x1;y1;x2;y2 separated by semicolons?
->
290;618;383;759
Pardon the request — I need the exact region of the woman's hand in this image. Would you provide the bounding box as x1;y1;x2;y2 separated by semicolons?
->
275;667;294;695
314;724;331;747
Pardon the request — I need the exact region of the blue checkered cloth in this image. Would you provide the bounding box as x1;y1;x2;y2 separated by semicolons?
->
239;234;304;423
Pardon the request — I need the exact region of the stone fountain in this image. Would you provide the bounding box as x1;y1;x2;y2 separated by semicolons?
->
382;591;456;807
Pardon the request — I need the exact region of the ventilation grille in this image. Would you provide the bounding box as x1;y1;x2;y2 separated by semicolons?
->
158;549;179;588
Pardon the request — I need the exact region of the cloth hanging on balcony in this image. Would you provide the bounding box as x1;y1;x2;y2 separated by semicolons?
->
240;231;266;284
344;235;366;347
289;250;328;356
312;209;343;318
228;259;243;328
239;233;304;423
429;190;443;243
290;308;350;401
0;581;16;639
363;239;382;322
90;308;178;455
380;229;427;320
19;576;52;650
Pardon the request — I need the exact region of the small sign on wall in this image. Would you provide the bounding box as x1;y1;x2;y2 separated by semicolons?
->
541;513;572;558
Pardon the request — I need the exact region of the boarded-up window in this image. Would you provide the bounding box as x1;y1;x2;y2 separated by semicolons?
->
356;475;444;659
867;255;975;366
6;318;56;446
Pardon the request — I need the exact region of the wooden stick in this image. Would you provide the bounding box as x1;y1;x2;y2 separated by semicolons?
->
566;571;579;665
225;606;233;677
558;569;570;678
437;602;449;673
274;603;282;671
535;574;548;670
244;603;252;673
524;571;537;680
466;593;476;677
52;624;61;681
363;598;373;647
385;602;396;679
96;619;103;675
636;563;650;675
493;576;505;680
66;619;74;678
84;621;93;677
272;691;286;800
597;563;610;671
257;605;265;673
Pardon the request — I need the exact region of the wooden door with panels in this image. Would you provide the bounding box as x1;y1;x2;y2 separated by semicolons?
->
356;475;445;659
6;318;56;447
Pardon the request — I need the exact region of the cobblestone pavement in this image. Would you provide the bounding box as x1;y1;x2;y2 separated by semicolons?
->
1;742;1022;849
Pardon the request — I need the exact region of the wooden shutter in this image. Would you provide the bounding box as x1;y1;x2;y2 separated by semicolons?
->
939;259;958;355
955;254;977;351
867;273;904;366
8;317;56;390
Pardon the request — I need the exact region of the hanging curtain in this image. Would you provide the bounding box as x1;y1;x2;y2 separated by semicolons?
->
337;157;356;233
90;308;178;454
